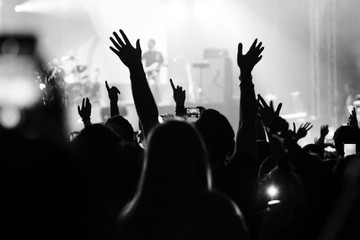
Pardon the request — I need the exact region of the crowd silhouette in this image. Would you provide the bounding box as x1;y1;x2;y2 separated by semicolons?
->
4;27;360;240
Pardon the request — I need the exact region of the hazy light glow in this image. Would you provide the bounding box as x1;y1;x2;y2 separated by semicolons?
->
281;112;307;120
165;1;188;26
14;0;77;15
0;77;40;107
0;106;21;129
266;185;279;198
193;0;213;21
267;199;281;205
39;83;46;90
14;5;22;13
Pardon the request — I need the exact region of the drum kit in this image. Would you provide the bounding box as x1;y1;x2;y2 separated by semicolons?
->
52;55;100;106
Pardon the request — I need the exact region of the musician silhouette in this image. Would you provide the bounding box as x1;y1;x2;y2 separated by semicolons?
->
142;39;164;103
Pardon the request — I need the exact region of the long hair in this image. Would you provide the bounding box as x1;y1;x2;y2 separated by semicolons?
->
120;118;212;216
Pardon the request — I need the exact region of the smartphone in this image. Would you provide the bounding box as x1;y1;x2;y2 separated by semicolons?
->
0;34;41;109
0;34;45;129
186;107;200;118
344;143;356;157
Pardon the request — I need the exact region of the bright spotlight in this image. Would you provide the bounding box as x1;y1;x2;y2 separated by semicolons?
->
193;0;213;21
0;106;21;129
39;83;46;90
266;185;279;199
14;5;22;13
165;1;187;26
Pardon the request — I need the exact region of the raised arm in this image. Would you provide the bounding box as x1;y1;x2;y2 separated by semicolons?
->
77;97;92;128
315;124;329;146
170;78;186;117
289;122;313;143
347;107;359;128
109;29;159;138
105;80;121;118
235;39;264;160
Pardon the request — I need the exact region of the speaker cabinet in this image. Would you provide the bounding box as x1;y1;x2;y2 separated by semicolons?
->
191;56;233;105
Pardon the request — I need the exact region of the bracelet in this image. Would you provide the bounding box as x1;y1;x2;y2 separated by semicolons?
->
239;75;254;87
239;74;253;80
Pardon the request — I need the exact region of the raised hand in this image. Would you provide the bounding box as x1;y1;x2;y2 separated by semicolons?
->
170;78;185;106
109;29;142;69
257;94;284;130
347;107;359;128
290;122;313;141
105;80;121;103
237;38;264;76
320;124;329;139
77;97;92;126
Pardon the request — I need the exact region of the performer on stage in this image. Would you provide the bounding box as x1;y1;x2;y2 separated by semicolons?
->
142;39;164;102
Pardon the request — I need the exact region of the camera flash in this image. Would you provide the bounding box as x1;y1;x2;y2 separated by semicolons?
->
266;185;279;198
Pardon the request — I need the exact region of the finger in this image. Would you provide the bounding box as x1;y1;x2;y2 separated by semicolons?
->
259;46;265;54
293;122;296;132
136;39;141;51
116;87;121;94
105;80;110;91
82;98;85;108
170;78;176;91
257;42;263;50
238;43;243;56
77;105;81;114
255;55;263;65
307;125;313;131
113;31;125;46
110;37;122;50
251;38;258;49
119;29;131;45
110;46;120;55
86;97;90;107
257;94;268;108
275;103;282;115
270;101;274;111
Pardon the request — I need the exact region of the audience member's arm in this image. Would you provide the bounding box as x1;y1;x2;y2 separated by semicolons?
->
235;39;264;161
105;80;121;118
289;122;313;143
315;124;329;146
110;29;159;138
77;97;92;127
170;78;186;117
257;94;287;161
347;107;359;128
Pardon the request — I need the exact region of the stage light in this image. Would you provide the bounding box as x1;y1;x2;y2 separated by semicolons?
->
266;185;279;199
267;199;281;205
0;106;21;129
14;5;23;13
193;0;213;21
165;0;188;26
39;83;46;90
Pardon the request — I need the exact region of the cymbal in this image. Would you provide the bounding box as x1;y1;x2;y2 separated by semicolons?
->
76;65;87;73
61;55;81;61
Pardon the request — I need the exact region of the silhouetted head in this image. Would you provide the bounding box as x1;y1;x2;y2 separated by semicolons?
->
148;39;156;50
302;143;324;160
105;115;134;142
140;118;212;197
70;123;122;172
333;125;360;157
194;109;235;167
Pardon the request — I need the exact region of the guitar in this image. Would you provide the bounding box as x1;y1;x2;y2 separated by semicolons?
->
144;62;168;81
